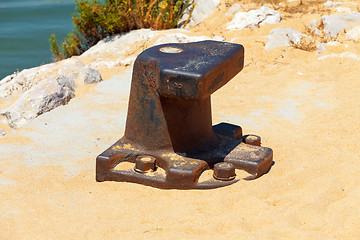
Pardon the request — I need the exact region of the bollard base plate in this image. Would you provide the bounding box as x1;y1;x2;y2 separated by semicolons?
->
96;123;273;189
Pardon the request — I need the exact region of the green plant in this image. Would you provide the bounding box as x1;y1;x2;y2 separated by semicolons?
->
49;34;64;60
50;0;194;60
62;31;83;58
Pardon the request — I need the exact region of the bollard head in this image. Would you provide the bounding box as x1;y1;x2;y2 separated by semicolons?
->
136;40;244;100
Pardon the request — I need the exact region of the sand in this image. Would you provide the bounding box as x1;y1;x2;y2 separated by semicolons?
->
1;0;360;239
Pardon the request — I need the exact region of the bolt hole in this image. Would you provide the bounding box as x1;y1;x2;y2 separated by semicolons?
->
159;46;183;53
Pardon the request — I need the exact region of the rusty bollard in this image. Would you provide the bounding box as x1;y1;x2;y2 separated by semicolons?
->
96;40;273;189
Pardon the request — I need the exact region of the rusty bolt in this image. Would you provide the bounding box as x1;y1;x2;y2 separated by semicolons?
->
134;156;156;173
213;162;236;181
243;134;261;146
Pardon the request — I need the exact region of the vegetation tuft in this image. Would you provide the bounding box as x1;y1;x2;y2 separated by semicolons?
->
288;35;318;52
249;0;328;15
280;0;327;14
50;0;194;60
288;22;340;52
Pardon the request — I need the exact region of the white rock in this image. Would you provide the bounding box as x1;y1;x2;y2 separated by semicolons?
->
81;29;160;58
317;52;360;61
225;3;242;17
1;75;76;128
75;67;103;85
179;0;220;27
0;63;55;99
58;59;85;75
321;12;360;37
79;29;165;69
226;6;281;31
308;19;321;36
316;41;340;53
324;1;341;8
346;25;360;40
0;129;6;137
317;44;326;54
84;29;224;69
265;28;306;51
88;56;137;69
336;7;351;13
118;56;137;66
154;33;224;46
321;15;351;37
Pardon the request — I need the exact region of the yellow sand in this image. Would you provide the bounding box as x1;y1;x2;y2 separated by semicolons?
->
1;1;360;239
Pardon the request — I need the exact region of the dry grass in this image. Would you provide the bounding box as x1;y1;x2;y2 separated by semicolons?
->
280;0;328;14
288;35;318;52
226;0;287;5
229;0;329;15
304;22;337;43
288;22;339;52
252;0;285;4
248;0;330;15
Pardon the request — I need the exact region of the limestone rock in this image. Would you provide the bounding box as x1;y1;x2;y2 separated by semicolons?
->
84;29;224;69
320;12;360;37
225;3;242;17
75;67;103;85
226;6;281;31
0;129;6;137
88;56;137;69
317;52;360;61
324;1;340;8
58;59;85;75
82;29;165;69
346;26;360;40
1;75;76;128
0;59;86;100
316;41;340;53
265;28;306;51
308;19;321;35
336;7;351;13
178;0;220;27
154;33;224;46
322;15;351;38
81;29;159;58
0;63;55;99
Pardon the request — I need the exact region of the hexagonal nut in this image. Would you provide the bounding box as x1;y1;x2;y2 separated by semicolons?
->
243;134;261;146
134;156;157;173
213;162;236;181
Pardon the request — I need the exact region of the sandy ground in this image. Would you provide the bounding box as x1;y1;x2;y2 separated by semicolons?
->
1;0;360;239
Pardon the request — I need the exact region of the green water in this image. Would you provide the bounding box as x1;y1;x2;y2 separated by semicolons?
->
0;0;75;79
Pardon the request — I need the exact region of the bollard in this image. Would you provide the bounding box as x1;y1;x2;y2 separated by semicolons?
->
96;40;273;189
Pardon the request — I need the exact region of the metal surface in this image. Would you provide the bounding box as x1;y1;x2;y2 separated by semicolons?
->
213;162;236;181
96;40;273;189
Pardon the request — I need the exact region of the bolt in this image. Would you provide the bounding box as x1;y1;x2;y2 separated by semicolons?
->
243;134;261;146
213;162;236;181
134;156;156;173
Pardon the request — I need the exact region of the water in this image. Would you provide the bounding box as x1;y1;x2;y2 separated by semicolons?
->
0;0;75;79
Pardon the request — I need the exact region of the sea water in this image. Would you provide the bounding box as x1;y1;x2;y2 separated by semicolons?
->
0;0;75;79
